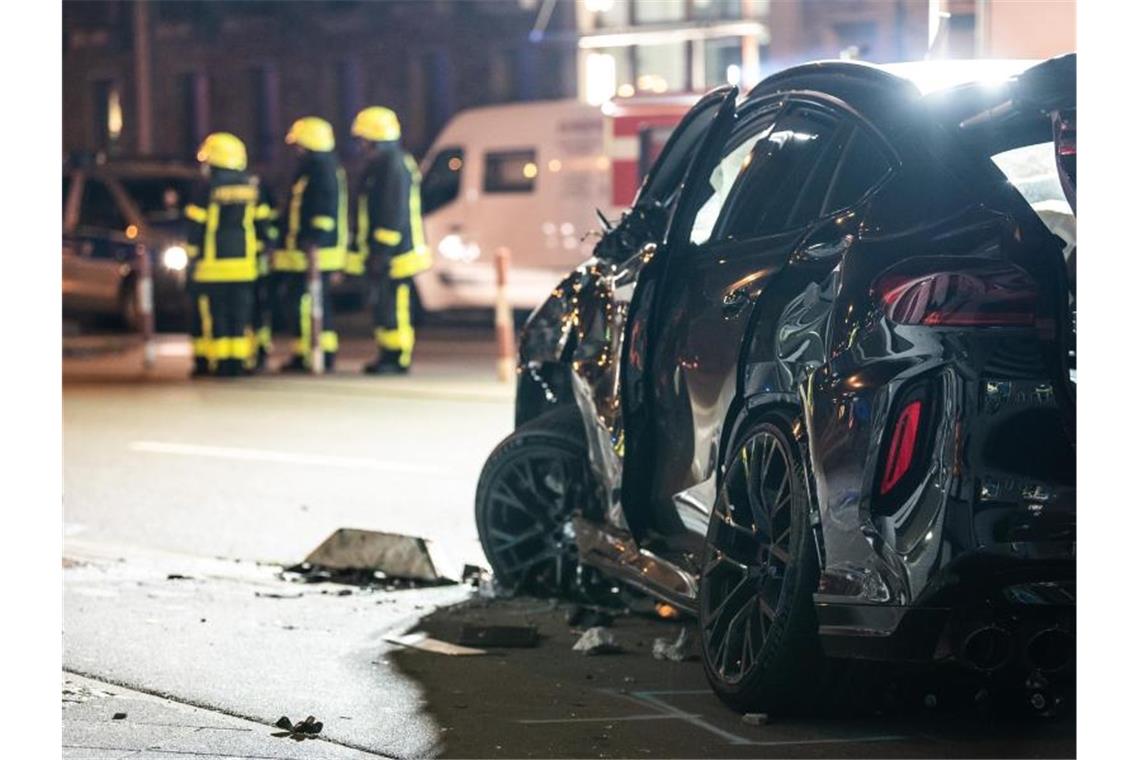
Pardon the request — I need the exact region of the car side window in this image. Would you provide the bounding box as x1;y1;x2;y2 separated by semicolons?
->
822;127;891;214
689;113;777;245
484;149;537;194
422;146;464;214
713;105;841;241
79;179;128;231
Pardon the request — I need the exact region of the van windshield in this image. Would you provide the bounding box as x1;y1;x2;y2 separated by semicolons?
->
422;147;463;215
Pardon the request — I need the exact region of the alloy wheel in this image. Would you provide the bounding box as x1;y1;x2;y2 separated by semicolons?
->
482;445;594;594
701;429;796;684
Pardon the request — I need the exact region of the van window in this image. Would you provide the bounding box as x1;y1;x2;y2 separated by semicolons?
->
422;146;464;214
484;149;537;194
79;179;128;231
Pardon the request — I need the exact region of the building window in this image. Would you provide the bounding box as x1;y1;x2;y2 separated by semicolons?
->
704;38;743;86
251;65;279;164
632;0;683;24
692;0;743;21
635;42;687;93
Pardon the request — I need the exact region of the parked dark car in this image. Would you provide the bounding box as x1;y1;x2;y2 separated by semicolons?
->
63;159;203;329
475;55;1076;715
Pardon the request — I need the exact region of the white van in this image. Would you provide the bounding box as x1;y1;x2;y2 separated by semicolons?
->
416;96;694;313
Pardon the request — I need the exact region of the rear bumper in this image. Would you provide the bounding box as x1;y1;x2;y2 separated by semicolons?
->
414;262;568;312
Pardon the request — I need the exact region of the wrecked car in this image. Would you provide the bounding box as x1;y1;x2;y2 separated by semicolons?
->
475;55;1076;714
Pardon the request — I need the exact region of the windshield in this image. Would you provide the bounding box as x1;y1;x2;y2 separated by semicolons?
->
991;141;1074;252
118;177;201;223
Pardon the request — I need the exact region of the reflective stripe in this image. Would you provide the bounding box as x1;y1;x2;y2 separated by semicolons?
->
336;167;348;253
376;282;414;367
256;326;272;349
212;185;258;203
356;194;369;255
193;258;258;283
374;228;401;246
389;248;431;279
185;204;208;224
405;154;426;253
344;251;366;276
320;331;339;352
197;295;215;370
254;203;274;220
213;335;253;360
312;215;335;231
284;176;308;252
272;247;345;272
299;292;311;361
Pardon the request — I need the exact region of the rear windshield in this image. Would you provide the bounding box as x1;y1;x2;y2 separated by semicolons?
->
118;177;201;223
990;142;1074;250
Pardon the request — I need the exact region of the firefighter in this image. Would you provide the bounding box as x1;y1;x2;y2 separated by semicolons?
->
349;106;431;375
184;132;271;377
273;116;348;372
249;183;279;373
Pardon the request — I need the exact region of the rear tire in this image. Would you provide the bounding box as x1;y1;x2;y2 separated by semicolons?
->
475;405;599;596
697;412;829;714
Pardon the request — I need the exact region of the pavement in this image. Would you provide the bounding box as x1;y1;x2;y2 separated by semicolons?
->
63;322;1076;758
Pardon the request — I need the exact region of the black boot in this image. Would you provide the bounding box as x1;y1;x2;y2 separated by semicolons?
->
363;350;408;375
323;352;336;373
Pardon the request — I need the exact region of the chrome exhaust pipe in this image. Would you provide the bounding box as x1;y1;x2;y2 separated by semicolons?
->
1025;627;1075;673
960;625;1014;672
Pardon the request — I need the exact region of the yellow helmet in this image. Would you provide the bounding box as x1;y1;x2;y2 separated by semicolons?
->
285;117;335;152
351;106;401;142
196;132;247;171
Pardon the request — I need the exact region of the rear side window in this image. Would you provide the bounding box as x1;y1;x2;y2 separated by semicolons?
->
822;128;891;214
484;149;537;194
714;106;841;240
79;179;128;231
422;146;464;214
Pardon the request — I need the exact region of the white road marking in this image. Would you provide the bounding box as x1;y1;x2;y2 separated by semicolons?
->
128;440;446;475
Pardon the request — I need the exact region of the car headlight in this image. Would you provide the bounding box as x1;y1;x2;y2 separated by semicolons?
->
437;233;481;263
161;245;189;271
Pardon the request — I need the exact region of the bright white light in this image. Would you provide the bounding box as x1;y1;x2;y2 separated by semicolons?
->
437;233;481;263
162;245;188;271
585;52;617;106
725;64;741;86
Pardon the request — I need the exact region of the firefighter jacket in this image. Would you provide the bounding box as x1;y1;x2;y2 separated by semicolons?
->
347;144;430;280
255;184;279;278
184;169;274;284
273;151;348;273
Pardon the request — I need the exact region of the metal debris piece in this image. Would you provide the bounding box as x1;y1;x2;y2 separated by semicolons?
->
383;632;486;656
565;604;615;629
742;712;768;726
461;564;489;585
651;627;695;662
112;712;127;720
273;714;323;741
303;528;441;582
572;626;622;655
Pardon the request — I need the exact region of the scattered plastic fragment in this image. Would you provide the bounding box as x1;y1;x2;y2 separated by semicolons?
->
273;714;323;741
651;627;695;662
432;622;538;648
112;712;127;720
572;626;622;655
742;712;768;726
383;631;486;656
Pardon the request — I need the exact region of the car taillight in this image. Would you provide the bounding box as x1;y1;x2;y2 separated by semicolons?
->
880;400;922;495
875;263;1037;327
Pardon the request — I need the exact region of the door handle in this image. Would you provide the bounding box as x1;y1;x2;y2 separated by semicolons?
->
722;287;751;318
801;233;854;261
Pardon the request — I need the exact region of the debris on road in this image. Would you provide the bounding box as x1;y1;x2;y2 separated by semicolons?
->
305;528;440;581
742;712;769;727
432;622;539;648
383;631;486;656
254;591;304;600
651;627;696;662
112;712;127;720
165;573;193;581
62;680;116;705
273;714;323;741
572;626;622;655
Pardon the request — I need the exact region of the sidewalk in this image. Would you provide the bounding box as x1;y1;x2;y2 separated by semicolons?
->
63;673;382;759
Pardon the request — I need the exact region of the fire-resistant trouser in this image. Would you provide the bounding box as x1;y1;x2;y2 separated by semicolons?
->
373;274;414;368
249;273;275;368
190;282;255;376
279;271;338;367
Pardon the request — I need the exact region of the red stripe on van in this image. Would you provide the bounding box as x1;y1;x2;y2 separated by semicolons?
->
612;159;640;207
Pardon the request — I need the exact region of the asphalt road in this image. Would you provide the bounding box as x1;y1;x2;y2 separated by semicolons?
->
62;325;1075;759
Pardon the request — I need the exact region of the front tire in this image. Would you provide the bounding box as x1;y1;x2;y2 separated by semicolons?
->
475;406;598;596
698;412;828;714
